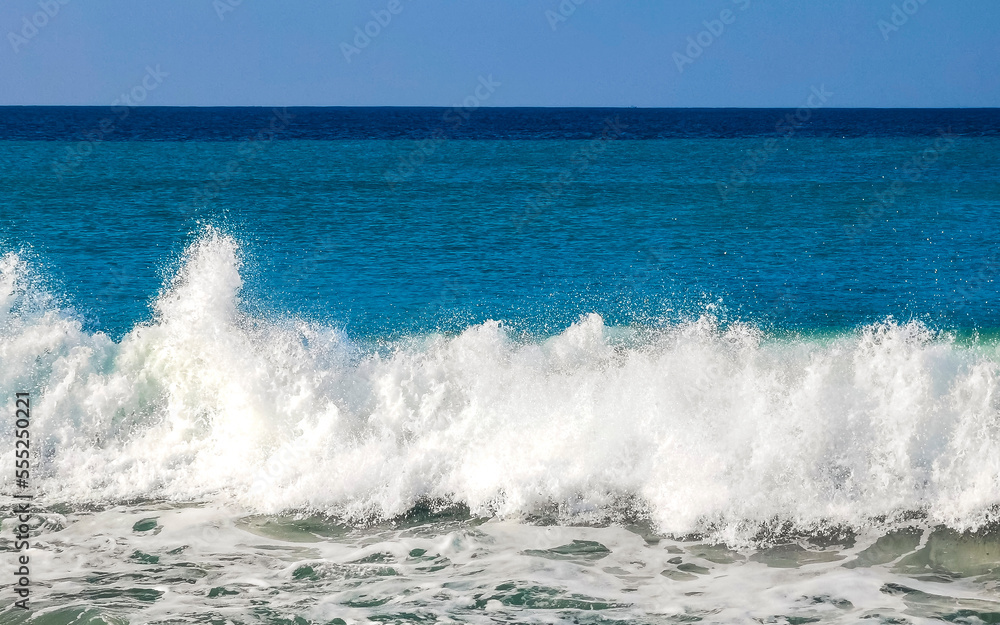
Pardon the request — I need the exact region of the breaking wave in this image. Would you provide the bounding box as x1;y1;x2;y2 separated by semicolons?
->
2;229;999;545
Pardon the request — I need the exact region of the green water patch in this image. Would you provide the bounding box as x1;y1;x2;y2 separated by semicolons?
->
404;548;451;571
247;608;312;625
131;517;160;534
857;610;910;622
75;587;164;606
367;613;437;623
893;526;1000;579
289;560;399;582
83;572;152;586
523;540;611;561
390;500;474;530
347;551;399;576
343;595;392;608
350;551;394;564
660;569;698;582
625;520;662;544
0;606;128;625
677;562;711;575
749;544;845;568
292;565;319;581
208;586;240;598
415;559;450;573
236;515;351;543
86;588;162;603
806;594;854;610
685;544;745;564
41;502;79;516
662;555;713;579
82;562;206;589
844;528;923;569
880;583;1000;622
475;582;628;610
128;550;159;564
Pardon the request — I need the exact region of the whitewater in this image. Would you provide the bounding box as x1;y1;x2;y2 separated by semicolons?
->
2;229;1000;623
2;227;1000;537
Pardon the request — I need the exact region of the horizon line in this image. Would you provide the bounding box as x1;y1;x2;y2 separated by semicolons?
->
1;105;997;111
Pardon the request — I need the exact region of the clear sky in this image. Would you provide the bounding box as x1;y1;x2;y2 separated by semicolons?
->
1;0;997;107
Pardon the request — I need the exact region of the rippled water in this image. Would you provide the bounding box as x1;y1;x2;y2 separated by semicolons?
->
2;503;999;624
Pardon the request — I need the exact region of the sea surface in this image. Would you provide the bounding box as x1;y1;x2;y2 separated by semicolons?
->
1;107;999;624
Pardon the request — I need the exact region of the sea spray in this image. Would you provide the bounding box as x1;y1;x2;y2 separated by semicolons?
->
1;230;999;545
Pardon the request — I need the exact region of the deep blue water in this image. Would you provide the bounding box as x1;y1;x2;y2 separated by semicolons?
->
1;107;998;339
1;106;998;140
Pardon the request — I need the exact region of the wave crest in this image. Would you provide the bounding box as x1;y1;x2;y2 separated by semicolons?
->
1;230;999;544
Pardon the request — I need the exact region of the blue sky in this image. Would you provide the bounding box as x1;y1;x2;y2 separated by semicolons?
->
1;0;997;107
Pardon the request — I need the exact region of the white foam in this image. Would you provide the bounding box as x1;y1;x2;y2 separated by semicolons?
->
2;230;999;544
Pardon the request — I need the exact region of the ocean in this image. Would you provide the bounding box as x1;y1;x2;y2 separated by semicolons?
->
1;107;999;623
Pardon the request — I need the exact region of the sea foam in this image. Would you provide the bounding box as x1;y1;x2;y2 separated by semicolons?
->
1;229;998;545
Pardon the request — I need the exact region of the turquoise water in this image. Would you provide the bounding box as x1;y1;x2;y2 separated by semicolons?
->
2;116;1000;623
3;137;999;337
